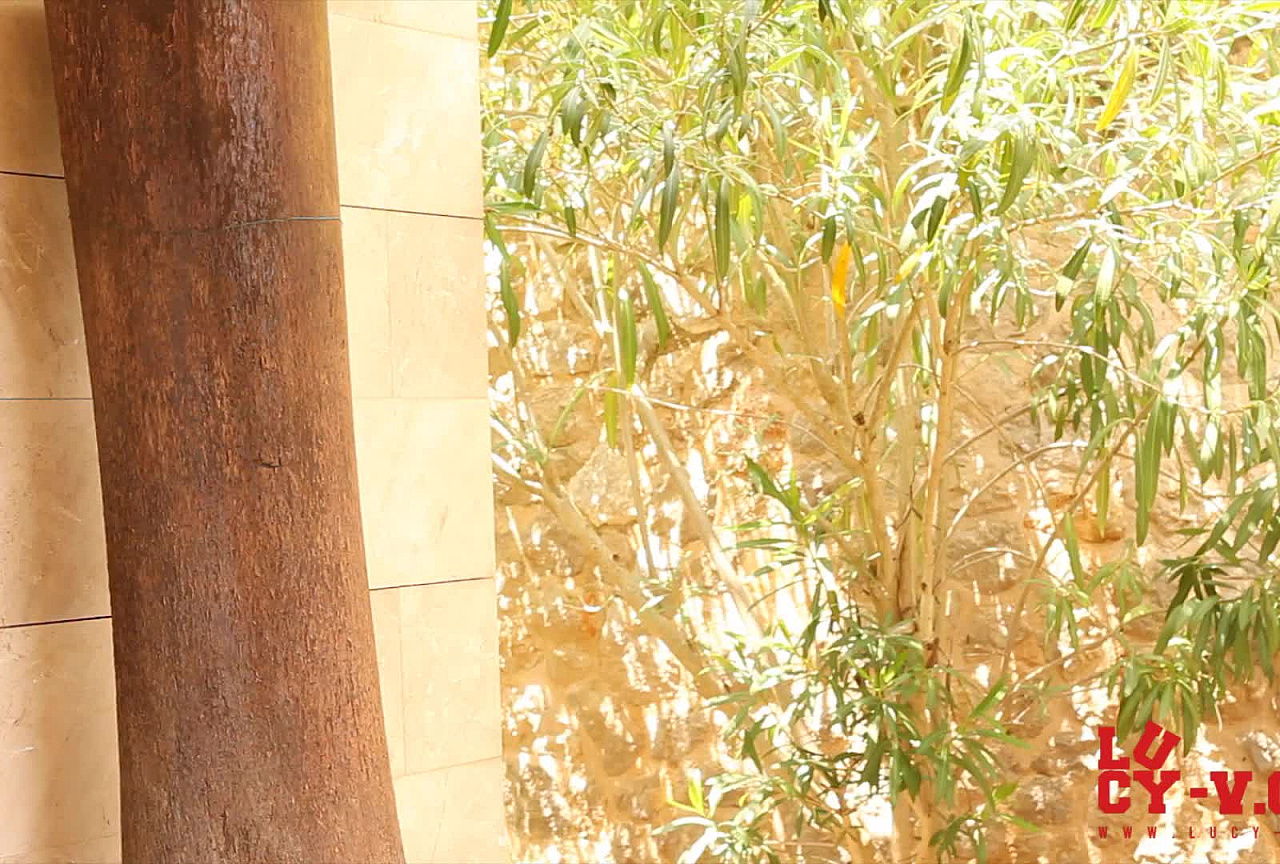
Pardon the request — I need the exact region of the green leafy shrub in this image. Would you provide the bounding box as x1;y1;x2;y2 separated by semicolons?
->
483;0;1280;859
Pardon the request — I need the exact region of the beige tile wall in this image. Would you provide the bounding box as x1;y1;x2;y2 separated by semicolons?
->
0;2;503;861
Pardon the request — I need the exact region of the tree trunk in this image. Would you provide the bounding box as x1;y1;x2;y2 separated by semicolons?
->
44;2;405;861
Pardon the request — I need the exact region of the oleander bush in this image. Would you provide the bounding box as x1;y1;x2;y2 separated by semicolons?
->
482;1;1280;859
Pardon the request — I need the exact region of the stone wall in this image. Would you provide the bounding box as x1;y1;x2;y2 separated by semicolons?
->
0;3;504;861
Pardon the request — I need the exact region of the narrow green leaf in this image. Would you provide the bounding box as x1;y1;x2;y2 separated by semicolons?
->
765;101;788;159
820;215;836;262
1116;686;1139;741
549;380;591;448
1233;210;1250;263
860;735;886;785
941;25;973;113
1135;414;1158;545
967;174;984;216
1062;237;1091;279
744;455;782;501
485;214;509;259
745;271;767;314
926;193;947;243
1063;513;1085;583
727;42;747;111
714;178;732;279
1005;814;1041;834
562;90;585;147
968;678;1007;720
638;263;670;349
1096;459;1111;538
504;15;540;48
1095;247;1116;303
1232;488;1275;553
657;163;680;252
994;132;1033;216
1259;517;1280;562
617;290;638;386
1147;38;1171;109
522;131;549;198
1090;0;1118;29
687;775;704;813
499;259;520;346
1096;48;1138;132
1064;0;1089;30
651;8;667;54
603;375;619;449
487;0;513;57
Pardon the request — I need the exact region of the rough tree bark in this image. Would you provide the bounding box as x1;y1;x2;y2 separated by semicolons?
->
44;2;405;861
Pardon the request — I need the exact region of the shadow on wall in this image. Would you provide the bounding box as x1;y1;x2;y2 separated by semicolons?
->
497;502;724;862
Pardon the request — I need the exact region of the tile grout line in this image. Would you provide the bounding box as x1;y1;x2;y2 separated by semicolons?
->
0;174;483;223
0;396;91;402
329;11;481;44
0;168;65;181
4;396;490;403
0;174;484;225
341;202;482;222
370;575;492;592
352;395;489;402
404;752;504;779
0;613;110;632
2;575;493;630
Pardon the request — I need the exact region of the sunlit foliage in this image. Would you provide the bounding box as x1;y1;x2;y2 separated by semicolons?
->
483;1;1280;859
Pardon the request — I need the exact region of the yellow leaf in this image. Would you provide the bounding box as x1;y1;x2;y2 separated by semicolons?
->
895;247;924;283
831;242;851;317
1096;48;1138;132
